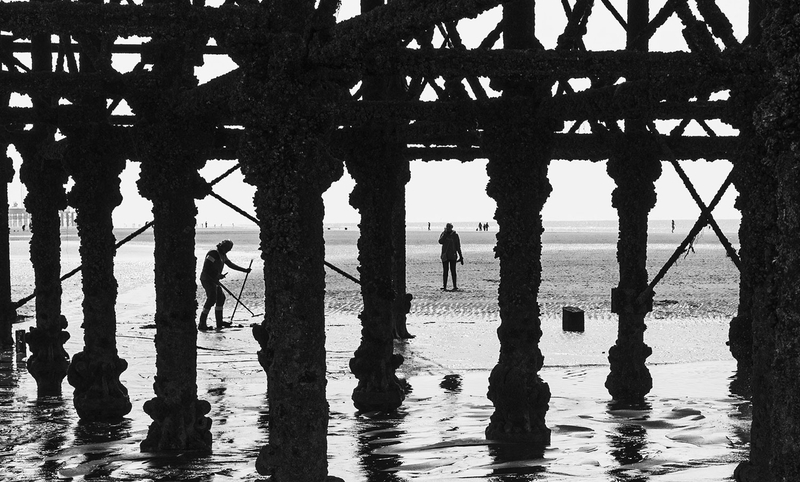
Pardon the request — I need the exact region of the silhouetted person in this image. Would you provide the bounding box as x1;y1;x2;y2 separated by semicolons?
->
671;220;675;233
439;223;463;291
198;239;251;331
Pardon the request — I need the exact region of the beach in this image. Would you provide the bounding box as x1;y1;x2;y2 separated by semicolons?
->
0;220;748;481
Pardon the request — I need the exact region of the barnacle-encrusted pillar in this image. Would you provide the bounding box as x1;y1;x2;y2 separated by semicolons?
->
18;32;70;396
604;0;658;402
483;0;552;445
134;116;212;452
228;4;343;478
63;119;131;420
357;1;414;342
128;23;212;452
729;135;770;391
605;137;660;401
18;139;70;397
484;123;552;443
237;87;342;481
346;125;407;412
726;6;769;395
0;126;16;348
391;196;414;340
735;2;800;480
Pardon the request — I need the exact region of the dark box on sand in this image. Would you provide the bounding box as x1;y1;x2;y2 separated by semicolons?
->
562;306;585;332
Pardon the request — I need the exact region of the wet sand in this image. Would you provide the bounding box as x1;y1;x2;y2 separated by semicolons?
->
0;224;748;481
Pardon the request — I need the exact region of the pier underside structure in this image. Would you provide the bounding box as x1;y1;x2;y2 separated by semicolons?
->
1;0;798;480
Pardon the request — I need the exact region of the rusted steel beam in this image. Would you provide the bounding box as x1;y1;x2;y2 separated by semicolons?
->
549;133;739;161
747;0;765;45
0;107;136;125
6;41;228;56
0;2;272;38
398;134;740;162
627;0;649;52
638;170;736;306
668;158;741;268
0;66;237;98
627;0;677;49
2;103;741;163
696;0;739;50
315;48;758;80
333;97;731;125
120;125;742;163
316;0;505;61
2;116;740;165
0;71;125;98
599;0;627;30
0;49;755;98
0;68;237;125
1;95;732;127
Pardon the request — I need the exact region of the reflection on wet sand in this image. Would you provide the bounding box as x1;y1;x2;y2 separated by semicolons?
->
607;400;652;480
71;420;133;478
487;442;547;479
33;397;70;480
0;347;19;391
356;412;406;481
74;419;132;446
608;423;650;481
728;370;753;459
1;309;752;482
610;423;649;465
1;354;750;481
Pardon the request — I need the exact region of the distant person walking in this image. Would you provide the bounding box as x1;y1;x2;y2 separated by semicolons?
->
198;239;252;331
439;223;463;291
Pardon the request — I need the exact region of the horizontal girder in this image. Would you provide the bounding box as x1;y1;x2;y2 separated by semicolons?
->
4;125;737;163
0;0;756;165
0;48;755;92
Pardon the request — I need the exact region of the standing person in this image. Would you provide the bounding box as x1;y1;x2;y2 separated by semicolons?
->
198;239;251;331
438;223;464;291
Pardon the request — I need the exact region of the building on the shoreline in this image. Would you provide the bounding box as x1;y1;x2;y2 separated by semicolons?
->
8;204;75;230
8;204;28;230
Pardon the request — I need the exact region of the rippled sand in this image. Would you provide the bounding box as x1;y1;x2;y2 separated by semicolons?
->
0;225;748;481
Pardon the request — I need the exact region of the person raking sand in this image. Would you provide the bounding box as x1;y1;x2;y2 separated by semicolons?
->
198;239;251;331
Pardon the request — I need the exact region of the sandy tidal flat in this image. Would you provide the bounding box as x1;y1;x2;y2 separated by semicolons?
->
0;222;748;481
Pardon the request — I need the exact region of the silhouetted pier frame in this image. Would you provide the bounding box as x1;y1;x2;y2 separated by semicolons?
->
0;0;796;480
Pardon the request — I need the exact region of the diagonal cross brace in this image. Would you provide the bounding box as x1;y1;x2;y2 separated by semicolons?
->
14;220;156;309
637;169;737;306
598;0;627;30
653;130;741;269
205;178;361;286
668;159;740;268
635;124;741;306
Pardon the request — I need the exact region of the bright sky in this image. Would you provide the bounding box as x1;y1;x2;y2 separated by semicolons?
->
5;1;748;227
